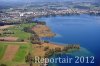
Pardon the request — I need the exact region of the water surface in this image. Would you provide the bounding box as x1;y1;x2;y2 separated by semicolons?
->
35;15;100;66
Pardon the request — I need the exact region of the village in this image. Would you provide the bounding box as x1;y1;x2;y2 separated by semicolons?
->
0;8;100;23
0;2;100;24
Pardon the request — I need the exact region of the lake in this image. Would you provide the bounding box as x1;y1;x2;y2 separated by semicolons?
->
34;15;100;66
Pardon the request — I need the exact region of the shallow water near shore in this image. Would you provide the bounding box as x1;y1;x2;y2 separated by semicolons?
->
34;15;100;66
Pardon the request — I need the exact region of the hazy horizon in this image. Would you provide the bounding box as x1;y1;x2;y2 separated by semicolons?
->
0;0;97;2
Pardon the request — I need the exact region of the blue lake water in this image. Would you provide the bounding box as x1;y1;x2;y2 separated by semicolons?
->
34;15;100;66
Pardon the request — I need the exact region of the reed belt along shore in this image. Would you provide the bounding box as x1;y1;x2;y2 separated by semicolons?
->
0;21;80;66
26;22;80;66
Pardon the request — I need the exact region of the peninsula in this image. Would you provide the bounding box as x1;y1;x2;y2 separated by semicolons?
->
0;21;80;66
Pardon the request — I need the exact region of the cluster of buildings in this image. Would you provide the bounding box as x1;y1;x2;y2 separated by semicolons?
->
0;6;100;23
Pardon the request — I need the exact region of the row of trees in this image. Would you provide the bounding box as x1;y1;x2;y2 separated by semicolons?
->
0;64;7;66
44;45;80;58
2;32;14;34
23;27;41;44
23;27;33;33
44;47;62;58
25;53;33;66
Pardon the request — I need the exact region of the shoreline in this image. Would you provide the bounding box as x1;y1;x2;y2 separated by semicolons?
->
1;14;100;26
31;23;80;66
0;19;80;66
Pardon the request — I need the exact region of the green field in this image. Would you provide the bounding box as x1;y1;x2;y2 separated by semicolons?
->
0;22;36;40
0;44;7;60
0;42;31;66
13;45;29;62
0;23;35;66
8;23;35;39
11;29;30;39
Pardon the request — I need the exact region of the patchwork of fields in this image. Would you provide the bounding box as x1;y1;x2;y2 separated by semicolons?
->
0;42;30;66
0;23;35;66
0;22;70;66
0;23;36;40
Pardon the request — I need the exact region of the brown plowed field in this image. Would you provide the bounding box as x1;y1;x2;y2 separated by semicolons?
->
2;45;19;61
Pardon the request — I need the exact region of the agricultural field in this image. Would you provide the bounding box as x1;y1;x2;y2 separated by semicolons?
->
0;22;72;66
7;23;36;39
0;23;36;66
0;42;31;66
0;23;36;41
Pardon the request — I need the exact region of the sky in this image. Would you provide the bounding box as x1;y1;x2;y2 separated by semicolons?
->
0;0;100;4
0;0;96;2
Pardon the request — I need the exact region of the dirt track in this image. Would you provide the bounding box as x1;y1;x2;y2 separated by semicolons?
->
0;25;14;29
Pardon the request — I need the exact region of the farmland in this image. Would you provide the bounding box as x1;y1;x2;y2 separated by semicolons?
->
0;44;7;60
0;23;60;66
0;42;30;66
0;23;35;66
0;23;36;41
0;22;80;66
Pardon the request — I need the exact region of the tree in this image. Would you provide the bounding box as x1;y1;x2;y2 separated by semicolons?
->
17;39;24;42
55;47;61;52
0;64;7;66
44;46;49;51
63;46;69;52
44;40;49;43
44;49;54;58
25;53;33;66
0;33;2;36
